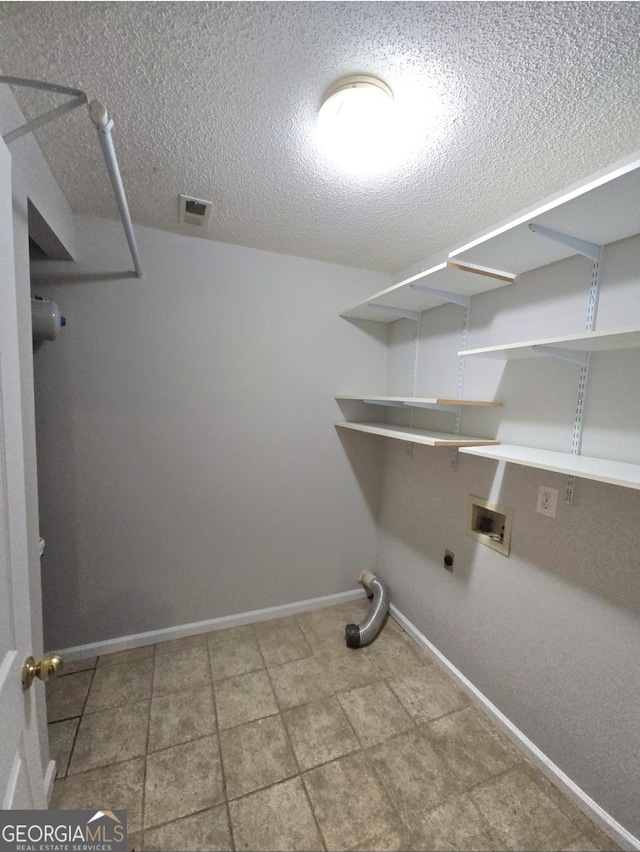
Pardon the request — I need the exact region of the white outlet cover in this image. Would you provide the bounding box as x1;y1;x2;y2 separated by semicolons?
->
537;485;559;517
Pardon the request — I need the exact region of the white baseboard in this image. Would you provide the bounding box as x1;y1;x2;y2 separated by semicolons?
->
43;760;56;806
390;603;640;852
54;588;365;661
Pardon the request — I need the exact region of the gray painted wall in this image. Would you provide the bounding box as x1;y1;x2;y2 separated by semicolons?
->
32;216;389;649
376;234;640;837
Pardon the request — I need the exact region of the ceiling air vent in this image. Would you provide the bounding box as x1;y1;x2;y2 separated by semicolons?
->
179;194;213;229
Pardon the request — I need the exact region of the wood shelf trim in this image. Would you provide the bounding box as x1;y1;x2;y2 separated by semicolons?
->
459;444;640;491
335;421;500;448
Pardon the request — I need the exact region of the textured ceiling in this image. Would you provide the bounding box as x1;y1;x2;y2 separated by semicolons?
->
1;1;640;273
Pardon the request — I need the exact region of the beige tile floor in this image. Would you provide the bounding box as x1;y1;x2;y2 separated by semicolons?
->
47;601;621;852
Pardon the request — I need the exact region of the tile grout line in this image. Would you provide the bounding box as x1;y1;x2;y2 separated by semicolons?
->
215;708;281;735
80;660;155;717
267;649;337;719
55;652;508;834
207;634;237;852
466;789;532;851
61;662;98;780
60;727;400;809
384;672;469;727
295;616;422;849
298;614;429;847
365;643;539;847
130;645;226;835
95;648;153;667
144;728;218;760
139;650;156;844
356;671;526;841
57;661;97;677
344;743;409;844
207;627;262;683
523;766;604;849
331;633;490;846
386;610;624;850
61;754;147;779
464;762;588;851
140;804;232;844
335;681;411;845
258;633;328;852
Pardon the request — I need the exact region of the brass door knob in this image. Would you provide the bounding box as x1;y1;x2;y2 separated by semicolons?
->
22;654;63;691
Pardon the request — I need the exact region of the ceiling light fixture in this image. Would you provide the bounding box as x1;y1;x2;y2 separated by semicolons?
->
317;74;397;175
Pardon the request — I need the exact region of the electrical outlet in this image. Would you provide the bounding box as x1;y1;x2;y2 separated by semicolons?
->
537;485;558;517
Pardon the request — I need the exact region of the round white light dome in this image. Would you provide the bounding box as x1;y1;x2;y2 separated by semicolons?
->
317;75;396;175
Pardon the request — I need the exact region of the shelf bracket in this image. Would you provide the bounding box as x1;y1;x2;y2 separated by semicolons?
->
405;401;459;412
531;345;589;366
409;284;470;309
363;399;406;408
528;223;601;263
368;302;421;322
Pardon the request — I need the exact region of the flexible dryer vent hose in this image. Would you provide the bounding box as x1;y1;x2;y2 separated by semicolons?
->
345;570;389;649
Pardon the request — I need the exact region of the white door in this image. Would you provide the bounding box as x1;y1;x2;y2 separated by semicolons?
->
0;135;47;809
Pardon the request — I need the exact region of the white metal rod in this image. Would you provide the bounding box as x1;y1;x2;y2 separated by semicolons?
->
89;100;143;278
3;95;87;144
0;78;142;278
0;76;88;144
0;75;85;98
